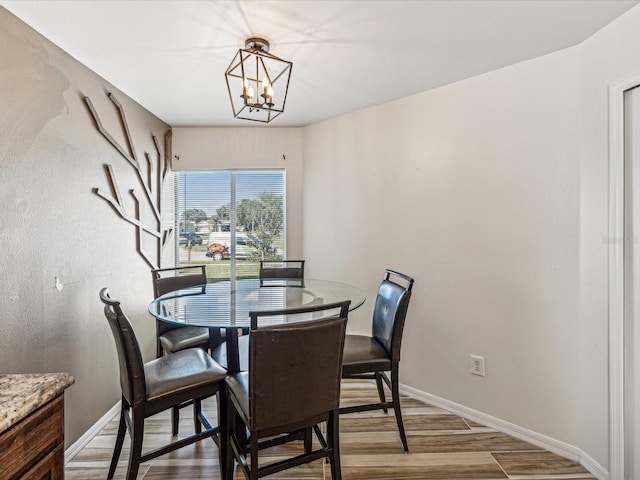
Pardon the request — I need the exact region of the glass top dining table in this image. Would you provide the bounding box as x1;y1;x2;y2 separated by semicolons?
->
148;278;366;330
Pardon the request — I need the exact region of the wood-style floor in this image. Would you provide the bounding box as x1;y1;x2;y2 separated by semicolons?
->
66;380;595;479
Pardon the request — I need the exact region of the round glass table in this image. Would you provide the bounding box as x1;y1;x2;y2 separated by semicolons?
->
149;278;366;329
149;278;366;373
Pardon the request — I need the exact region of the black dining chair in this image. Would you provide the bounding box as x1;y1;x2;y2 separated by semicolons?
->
259;259;305;284
225;301;350;480
339;269;414;452
100;288;228;480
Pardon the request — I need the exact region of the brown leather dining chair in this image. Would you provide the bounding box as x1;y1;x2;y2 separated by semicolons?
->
259;259;305;283
151;265;216;357
340;269;414;452
100;288;228;480
224;300;350;480
152;265;226;435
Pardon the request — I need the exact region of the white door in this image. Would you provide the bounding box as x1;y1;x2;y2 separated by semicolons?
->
624;84;640;480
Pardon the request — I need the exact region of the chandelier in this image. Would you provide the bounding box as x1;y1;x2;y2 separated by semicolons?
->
224;37;292;123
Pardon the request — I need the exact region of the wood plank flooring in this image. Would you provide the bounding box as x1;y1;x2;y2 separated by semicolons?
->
66;380;595;479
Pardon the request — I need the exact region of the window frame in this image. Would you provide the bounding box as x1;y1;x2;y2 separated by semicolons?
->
174;169;286;281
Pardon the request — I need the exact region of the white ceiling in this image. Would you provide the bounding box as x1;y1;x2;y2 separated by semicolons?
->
1;0;637;127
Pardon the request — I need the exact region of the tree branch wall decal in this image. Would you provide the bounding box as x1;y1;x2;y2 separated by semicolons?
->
85;92;172;269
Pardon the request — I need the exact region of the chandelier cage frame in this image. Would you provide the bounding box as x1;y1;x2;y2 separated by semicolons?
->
225;38;293;123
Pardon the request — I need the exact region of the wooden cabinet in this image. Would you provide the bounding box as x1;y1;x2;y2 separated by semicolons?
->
0;395;65;480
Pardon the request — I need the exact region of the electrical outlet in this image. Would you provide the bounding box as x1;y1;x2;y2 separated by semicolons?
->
470;355;485;376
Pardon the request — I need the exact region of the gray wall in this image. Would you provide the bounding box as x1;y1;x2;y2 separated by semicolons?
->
0;7;169;444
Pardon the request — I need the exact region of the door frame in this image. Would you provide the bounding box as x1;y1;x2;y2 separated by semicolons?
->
609;72;640;480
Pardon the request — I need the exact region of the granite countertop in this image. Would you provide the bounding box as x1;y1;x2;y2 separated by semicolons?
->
0;373;75;434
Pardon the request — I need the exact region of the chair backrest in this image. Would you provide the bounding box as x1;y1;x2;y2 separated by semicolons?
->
100;288;147;407
247;301;349;431
372;269;414;363
259;260;305;280
151;265;207;298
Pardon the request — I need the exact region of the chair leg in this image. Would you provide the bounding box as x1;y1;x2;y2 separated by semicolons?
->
216;389;228;480
304;426;313;453
225;396;237;480
194;398;202;433
250;434;259;480
328;411;342;480
126;407;145;480
171;405;180;436
390;364;408;452
156;338;164;359
375;372;388;413
107;399;127;479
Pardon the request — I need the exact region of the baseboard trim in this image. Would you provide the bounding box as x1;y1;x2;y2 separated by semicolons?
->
399;384;609;480
64;401;120;464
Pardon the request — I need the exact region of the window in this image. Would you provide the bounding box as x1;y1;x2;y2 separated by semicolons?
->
176;171;285;281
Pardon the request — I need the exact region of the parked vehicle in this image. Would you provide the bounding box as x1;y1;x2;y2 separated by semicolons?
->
205;243;229;261
179;233;203;246
207;232;277;258
207;233;258;259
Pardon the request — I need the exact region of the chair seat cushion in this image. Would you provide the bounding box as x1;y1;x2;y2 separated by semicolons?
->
211;335;249;371
144;348;227;401
159;326;209;354
342;334;391;375
225;371;250;423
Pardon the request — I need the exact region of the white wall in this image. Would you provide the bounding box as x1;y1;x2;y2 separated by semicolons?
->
302;45;585;449
577;5;640;466
300;4;640;470
0;7;169;444
171;127;304;258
